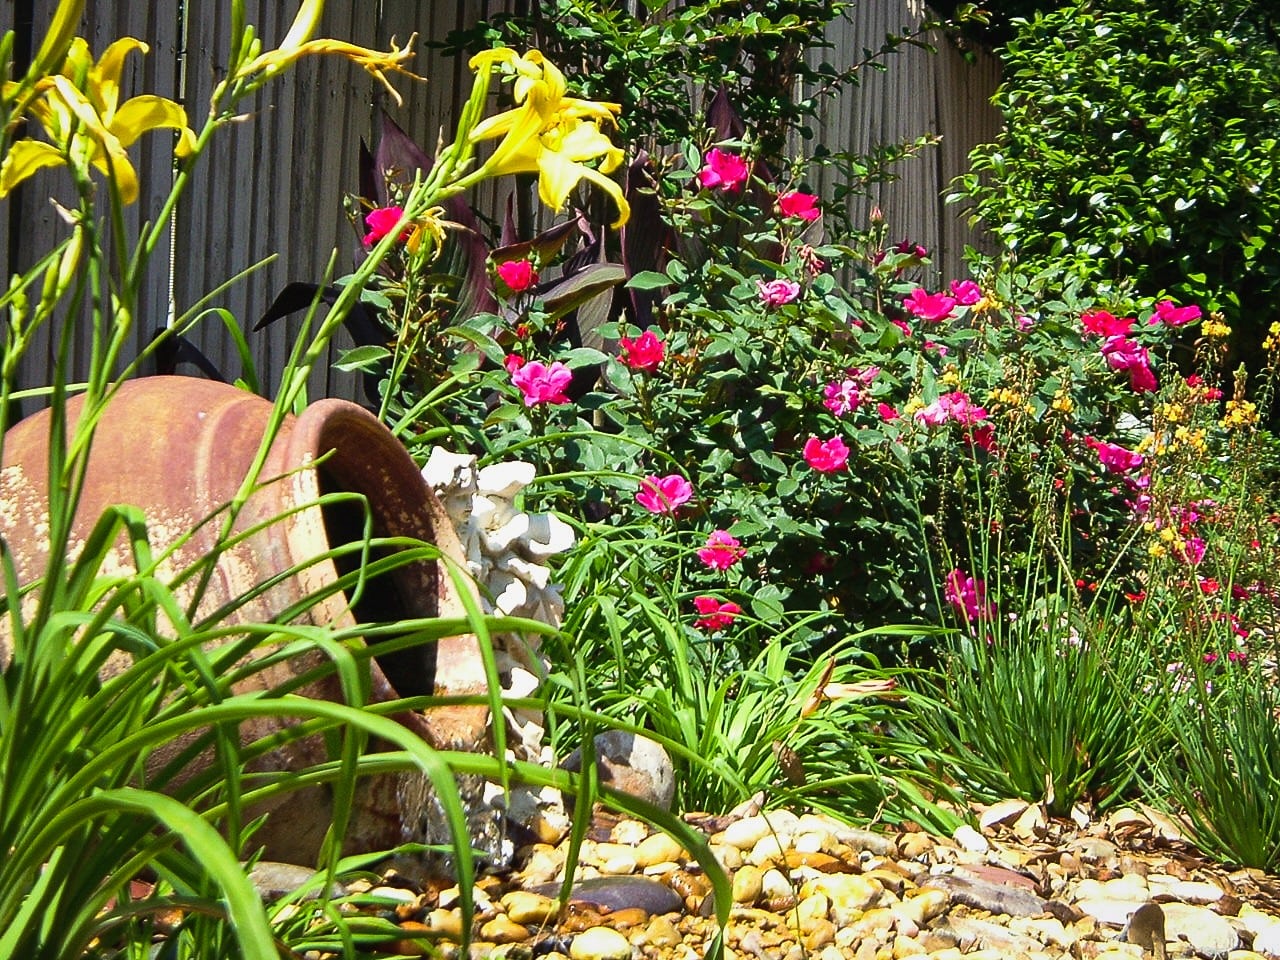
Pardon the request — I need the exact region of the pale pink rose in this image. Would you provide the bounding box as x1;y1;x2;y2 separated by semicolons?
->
636;474;693;514
511;360;573;406
757;278;801;307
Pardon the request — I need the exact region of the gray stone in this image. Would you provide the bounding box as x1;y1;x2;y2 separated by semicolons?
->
561;731;675;810
532;875;685;916
247;861;346;902
924;871;1049;918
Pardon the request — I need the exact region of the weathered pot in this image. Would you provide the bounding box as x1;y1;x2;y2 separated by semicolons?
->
0;376;492;863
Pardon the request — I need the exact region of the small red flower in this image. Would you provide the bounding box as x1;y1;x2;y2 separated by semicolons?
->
496;259;539;292
778;191;820;221
693;595;743;631
362;205;408;247
619;330;665;372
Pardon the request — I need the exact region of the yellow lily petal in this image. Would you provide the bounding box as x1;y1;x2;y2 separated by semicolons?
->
279;0;325;52
92;37;148;117
238;36;420;107
0;140;65;197
535;148;629;228
111;95;197;156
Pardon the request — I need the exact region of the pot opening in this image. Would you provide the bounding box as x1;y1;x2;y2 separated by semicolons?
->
317;466;438;700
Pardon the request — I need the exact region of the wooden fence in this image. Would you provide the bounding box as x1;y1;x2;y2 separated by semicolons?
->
1;0;1000;404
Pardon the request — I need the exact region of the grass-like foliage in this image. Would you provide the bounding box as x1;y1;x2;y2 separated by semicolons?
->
1148;654;1280;871
910;598;1159;817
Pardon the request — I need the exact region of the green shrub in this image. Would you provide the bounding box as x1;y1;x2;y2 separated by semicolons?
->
954;0;1280;367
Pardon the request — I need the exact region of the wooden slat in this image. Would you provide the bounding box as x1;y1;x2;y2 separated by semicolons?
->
5;0;1003;401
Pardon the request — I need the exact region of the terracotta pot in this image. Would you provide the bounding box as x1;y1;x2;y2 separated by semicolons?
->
0;376;492;863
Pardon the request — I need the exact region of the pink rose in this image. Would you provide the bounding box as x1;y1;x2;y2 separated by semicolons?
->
757;278;801;307
636;474;693;514
697;530;746;571
894;239;928;258
903;288;956;322
697;148;750;192
823;379;860;417
877;402;901;422
511;360;573;406
803;436;849;473
949;279;983;306
362;205;407;247
890;318;912;337
1086;437;1144;473
944;568;995;623
778;191;820;220
1081;309;1135;338
1101;336;1158;393
619;330;665;372
693;595;743;631
915;391;988;427
1150;300;1202;326
496;258;538;292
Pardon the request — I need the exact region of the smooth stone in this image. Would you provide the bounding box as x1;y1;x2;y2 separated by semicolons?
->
561;731;676;810
1230;952;1271;960
533;875;684;916
501;890;560;926
424;908;464;940
732;865;765;904
247;861;346;901
722;815;784;851
1146;875;1224;903
897;833;934;860
800;874;885;924
635;832;685;868
480;914;531;944
1076;898;1144;927
640;915;682;948
748;834;789;866
952;824;990;853
611;819;650;846
1161;902;1238;956
569;926;632;960
761;868;793;900
979;799;1030;830
923;872;1047;918
1253;924;1280;954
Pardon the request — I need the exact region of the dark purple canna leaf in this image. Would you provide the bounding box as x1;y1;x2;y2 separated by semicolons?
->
621;152;670;330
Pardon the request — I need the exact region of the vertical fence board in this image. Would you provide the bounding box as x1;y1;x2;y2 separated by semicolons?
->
5;0;1002;403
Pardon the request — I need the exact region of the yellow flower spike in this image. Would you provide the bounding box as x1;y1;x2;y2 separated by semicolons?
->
26;0;85;82
464;48;628;227
0;37;196;204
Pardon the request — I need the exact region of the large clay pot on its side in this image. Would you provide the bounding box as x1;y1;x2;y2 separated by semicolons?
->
0;376;492;864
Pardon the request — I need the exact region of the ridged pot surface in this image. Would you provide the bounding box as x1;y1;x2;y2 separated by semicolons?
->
0;376;492;862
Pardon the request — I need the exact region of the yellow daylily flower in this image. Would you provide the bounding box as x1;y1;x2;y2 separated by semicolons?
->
230;1;420;107
465;48;629;228
1;37;196;204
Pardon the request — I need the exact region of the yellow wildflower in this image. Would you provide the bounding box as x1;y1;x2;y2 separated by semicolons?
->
989;386;1021;407
1148;542;1167;558
463;48;628;227
1202;314;1232;339
1222;399;1258;430
940;366;961;387
1156;402;1186;424
1;37;196;204
903;397;925;417
1050;391;1074;414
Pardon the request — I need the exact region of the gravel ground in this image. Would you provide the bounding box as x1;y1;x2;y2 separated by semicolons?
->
318;798;1280;960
